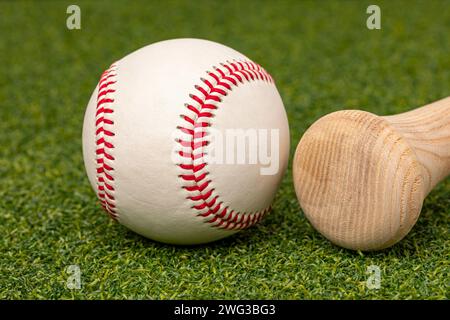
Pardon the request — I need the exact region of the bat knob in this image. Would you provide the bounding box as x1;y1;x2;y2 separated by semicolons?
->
293;110;426;251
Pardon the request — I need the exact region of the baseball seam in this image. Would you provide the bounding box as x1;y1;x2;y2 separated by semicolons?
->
176;59;274;230
95;63;118;220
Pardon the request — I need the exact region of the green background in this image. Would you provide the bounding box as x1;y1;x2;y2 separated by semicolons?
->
0;0;449;299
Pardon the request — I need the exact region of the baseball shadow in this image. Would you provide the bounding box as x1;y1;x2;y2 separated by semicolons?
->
118;216;277;251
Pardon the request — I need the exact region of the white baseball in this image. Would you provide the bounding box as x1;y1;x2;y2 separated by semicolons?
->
82;39;289;244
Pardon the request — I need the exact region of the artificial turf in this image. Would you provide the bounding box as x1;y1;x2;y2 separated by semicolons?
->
0;0;449;299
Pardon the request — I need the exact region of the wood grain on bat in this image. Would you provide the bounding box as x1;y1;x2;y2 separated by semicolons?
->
293;97;450;251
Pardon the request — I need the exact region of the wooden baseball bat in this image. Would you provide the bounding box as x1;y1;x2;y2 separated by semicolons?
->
293;97;450;251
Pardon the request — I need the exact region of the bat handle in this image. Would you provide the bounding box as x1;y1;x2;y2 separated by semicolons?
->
383;97;450;194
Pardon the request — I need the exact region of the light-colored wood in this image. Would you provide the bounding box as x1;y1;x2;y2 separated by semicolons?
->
293;97;450;251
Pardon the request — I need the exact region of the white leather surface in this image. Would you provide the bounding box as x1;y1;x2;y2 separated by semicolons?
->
82;39;289;244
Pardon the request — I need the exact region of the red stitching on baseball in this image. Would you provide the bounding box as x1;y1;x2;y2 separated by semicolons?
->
177;59;273;230
95;63;118;220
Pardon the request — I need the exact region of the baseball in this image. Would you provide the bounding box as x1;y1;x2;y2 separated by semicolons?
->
82;38;290;244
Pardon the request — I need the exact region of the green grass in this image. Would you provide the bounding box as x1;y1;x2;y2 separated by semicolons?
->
0;0;449;299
